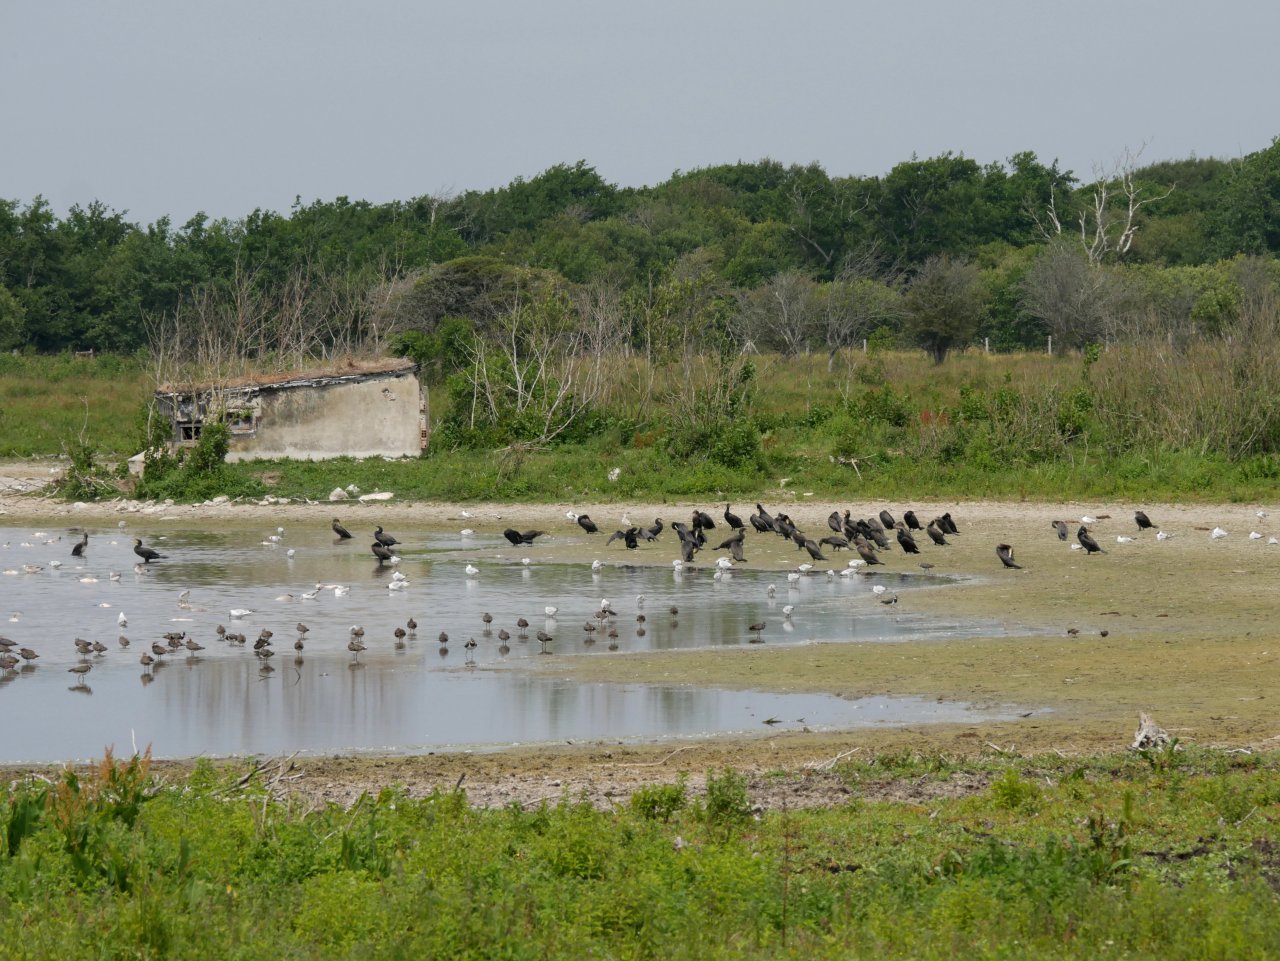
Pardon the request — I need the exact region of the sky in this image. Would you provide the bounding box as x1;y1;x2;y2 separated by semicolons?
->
2;0;1277;226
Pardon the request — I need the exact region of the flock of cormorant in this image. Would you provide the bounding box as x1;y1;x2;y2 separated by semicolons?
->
0;500;1221;693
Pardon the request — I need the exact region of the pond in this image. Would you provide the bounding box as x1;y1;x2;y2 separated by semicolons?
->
0;521;1031;762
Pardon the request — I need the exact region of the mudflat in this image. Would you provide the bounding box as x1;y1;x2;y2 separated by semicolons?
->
3;473;1276;807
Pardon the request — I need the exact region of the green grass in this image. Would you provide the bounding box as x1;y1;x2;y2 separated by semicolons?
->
0;352;150;458
2;748;1278;958
8;349;1280;504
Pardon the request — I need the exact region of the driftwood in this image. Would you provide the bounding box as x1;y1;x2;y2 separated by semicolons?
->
1131;712;1170;751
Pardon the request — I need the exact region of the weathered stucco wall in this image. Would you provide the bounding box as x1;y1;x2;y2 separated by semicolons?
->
225;371;423;462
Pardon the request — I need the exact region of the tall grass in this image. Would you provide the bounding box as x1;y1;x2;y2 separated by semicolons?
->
1;748;1278;958
0;353;150;458
8;338;1280;503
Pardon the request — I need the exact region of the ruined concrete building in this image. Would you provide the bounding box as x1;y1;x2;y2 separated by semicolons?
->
153;359;427;461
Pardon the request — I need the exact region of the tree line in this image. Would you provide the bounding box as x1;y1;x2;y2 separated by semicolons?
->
3;138;1280;360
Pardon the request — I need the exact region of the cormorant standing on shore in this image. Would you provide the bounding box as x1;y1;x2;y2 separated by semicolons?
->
723;504;745;530
332;518;353;539
1078;526;1106;554
996;543;1022;569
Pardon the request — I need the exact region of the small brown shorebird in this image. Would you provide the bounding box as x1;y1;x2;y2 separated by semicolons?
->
67;662;92;684
497;629;511;643
536;631;553;654
438;631;449;645
482;612;493;631
347;638;367;659
516;618;529;636
18;647;39;663
140;652;155;670
406;618;417;634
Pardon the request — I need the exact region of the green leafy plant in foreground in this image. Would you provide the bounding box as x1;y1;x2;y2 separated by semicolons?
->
1;750;1279;958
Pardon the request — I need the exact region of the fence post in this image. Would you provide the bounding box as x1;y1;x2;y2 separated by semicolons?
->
984;337;989;354
862;338;867;353
1047;335;1053;356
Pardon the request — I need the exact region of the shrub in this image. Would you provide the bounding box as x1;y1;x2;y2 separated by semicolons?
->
630;778;688;822
698;769;753;829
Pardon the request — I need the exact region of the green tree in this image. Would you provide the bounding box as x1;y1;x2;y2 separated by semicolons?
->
902;255;985;363
1209;137;1280;258
0;282;26;350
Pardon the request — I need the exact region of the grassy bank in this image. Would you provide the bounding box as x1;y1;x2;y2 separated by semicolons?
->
8;348;1280;503
0;353;149;458
2;748;1277;959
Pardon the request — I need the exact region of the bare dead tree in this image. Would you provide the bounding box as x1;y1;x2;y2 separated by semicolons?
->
461;292;603;447
1035;144;1175;266
734;270;820;356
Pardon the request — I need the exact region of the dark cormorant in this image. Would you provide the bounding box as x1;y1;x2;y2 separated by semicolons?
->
692;510;716;531
996;543;1022;569
896;526;920;554
724;504;745;530
827;511;844;534
749;511;770;533
819;534;850;551
1052;520;1069;541
372;542;395;565
939;512;960;535
755;503;776;531
925;522;948;546
715;529;745;552
855;538;883;566
577;514;600;534
374;526;398;548
1135;510;1154;531
866;524;890;550
646;518;664;540
332;518;353;539
504;528;546;546
903;510;922;531
1077;526;1106;554
802;539;827;562
71;532;88;557
132;538;165;563
607;528;641;549
879;509;896;530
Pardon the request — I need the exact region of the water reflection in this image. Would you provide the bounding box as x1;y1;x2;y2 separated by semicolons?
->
0;522;1025;762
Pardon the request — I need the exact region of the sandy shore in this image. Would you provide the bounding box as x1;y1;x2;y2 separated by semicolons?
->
4;462;1278;808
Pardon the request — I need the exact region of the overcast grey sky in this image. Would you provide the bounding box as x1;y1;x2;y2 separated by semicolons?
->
2;0;1276;226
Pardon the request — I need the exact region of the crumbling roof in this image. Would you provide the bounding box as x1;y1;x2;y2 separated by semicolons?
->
157;357;416;395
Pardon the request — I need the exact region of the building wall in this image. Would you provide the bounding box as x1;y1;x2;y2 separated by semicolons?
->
225;372;423;461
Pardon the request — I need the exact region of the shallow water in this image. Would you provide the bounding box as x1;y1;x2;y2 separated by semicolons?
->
0;522;1025;762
